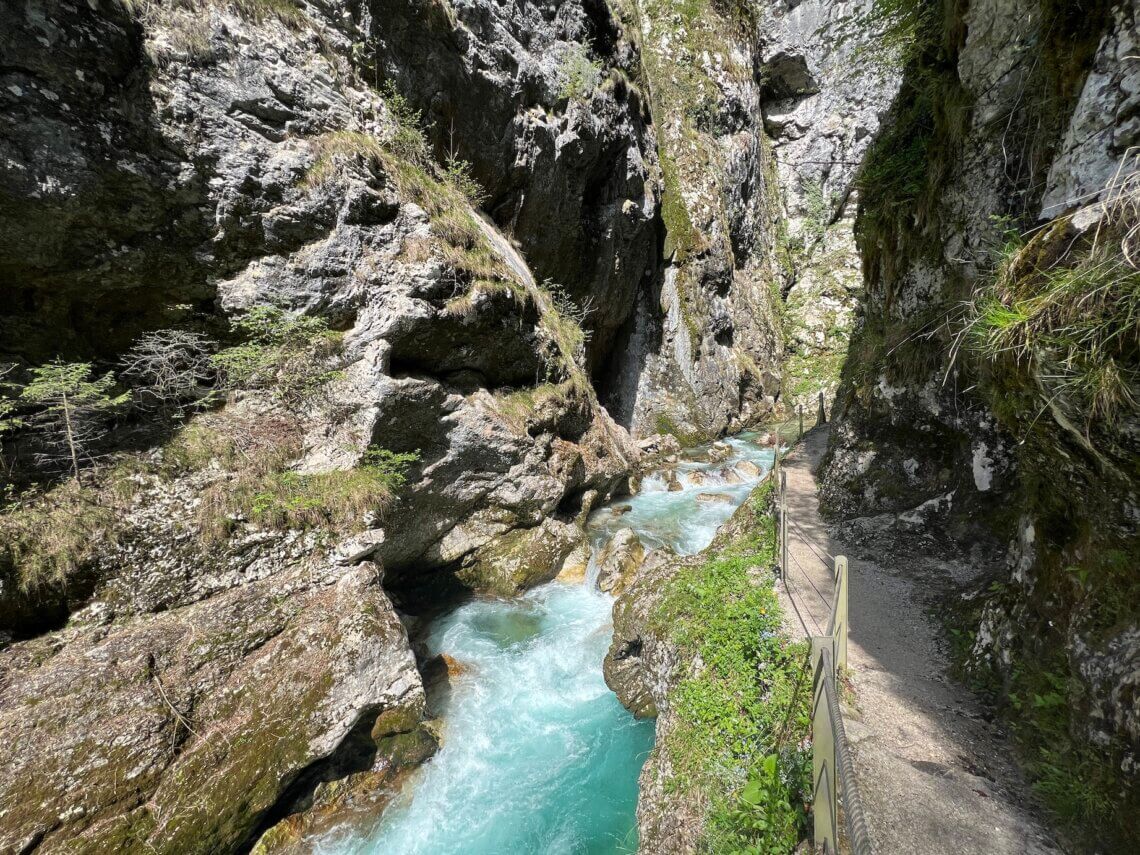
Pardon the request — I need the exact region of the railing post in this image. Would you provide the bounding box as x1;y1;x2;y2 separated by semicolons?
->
780;469;788;583
798;404;804;440
817;390;827;425
833;556;848;670
812;640;838;853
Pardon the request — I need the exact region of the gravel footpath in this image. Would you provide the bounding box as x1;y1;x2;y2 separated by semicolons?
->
776;426;1062;855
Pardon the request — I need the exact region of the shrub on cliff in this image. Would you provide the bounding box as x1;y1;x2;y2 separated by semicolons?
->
120;329;215;421
558;44;601;102
212;305;344;409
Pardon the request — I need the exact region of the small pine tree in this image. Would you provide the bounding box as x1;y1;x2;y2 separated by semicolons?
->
0;364;23;468
20;361;128;480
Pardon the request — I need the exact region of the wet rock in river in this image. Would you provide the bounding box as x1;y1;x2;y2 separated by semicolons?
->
597;529;647;596
736;459;762;479
457;518;583;596
555;543;592;585
720;466;744;484
696;492;733;504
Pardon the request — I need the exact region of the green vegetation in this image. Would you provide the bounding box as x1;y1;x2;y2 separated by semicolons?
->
212;305;344;409
227;0;306;27
443;154;488;206
0;408;416;590
379;80;430;163
782;348;847;404
653;412;708;448
0;476;125;592
846;0;972;297
20;361;129;480
961;219;1139;431
558;43;602;102
652;482;812;851
947;587;1136;850
133;0;308;36
0;301;405;589
535;281;593;384
491;382;579;433
659;152;703;262
304;130;387;188
161;413;418;543
0;365;24;469
198;445;418;542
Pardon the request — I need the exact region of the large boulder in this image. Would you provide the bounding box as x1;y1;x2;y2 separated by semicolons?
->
0;561;430;854
456;517;584;596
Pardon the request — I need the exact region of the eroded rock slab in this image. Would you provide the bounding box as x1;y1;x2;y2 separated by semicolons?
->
0;562;429;855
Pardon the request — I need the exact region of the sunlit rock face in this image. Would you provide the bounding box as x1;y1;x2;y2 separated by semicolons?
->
359;0;661;374
0;0;645;846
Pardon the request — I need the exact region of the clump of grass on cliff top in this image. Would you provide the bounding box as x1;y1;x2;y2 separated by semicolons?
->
195;446;418;544
961;192;1140;433
651;480;812;852
164;413;417;544
134;0;308;35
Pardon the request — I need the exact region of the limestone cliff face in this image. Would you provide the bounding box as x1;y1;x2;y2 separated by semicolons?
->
603;0;785;440
0;0;641;847
820;0;1140;838
757;0;897;411
0;0;910;850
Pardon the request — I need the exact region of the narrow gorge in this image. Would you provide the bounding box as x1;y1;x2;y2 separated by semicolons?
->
0;0;1136;853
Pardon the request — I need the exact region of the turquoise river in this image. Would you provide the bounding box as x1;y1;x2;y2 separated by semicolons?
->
318;434;776;854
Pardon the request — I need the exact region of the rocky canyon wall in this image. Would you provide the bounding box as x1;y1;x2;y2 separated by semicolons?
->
820;0;1140;843
0;0;823;849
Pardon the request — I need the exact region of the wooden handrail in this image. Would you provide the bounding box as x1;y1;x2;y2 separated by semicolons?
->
810;556;870;854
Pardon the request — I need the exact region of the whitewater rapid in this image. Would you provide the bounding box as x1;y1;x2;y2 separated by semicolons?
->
318;434;775;854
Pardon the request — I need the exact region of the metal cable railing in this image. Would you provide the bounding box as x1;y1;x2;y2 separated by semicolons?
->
815;645;873;855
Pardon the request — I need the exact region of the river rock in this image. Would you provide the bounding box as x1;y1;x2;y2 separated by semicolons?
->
603;547;678;720
555;543;593;585
719;466;744;484
736;460;763;479
637;434;683;457
457;518;583;596
596;529;647;596
696;492;733;505
707;443;733;463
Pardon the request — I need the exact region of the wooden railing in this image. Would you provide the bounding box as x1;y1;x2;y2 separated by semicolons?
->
773;398;872;854
810;556;871;854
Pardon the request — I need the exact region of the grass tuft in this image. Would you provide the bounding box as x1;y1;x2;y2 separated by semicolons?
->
0;480;121;592
961;200;1140;431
